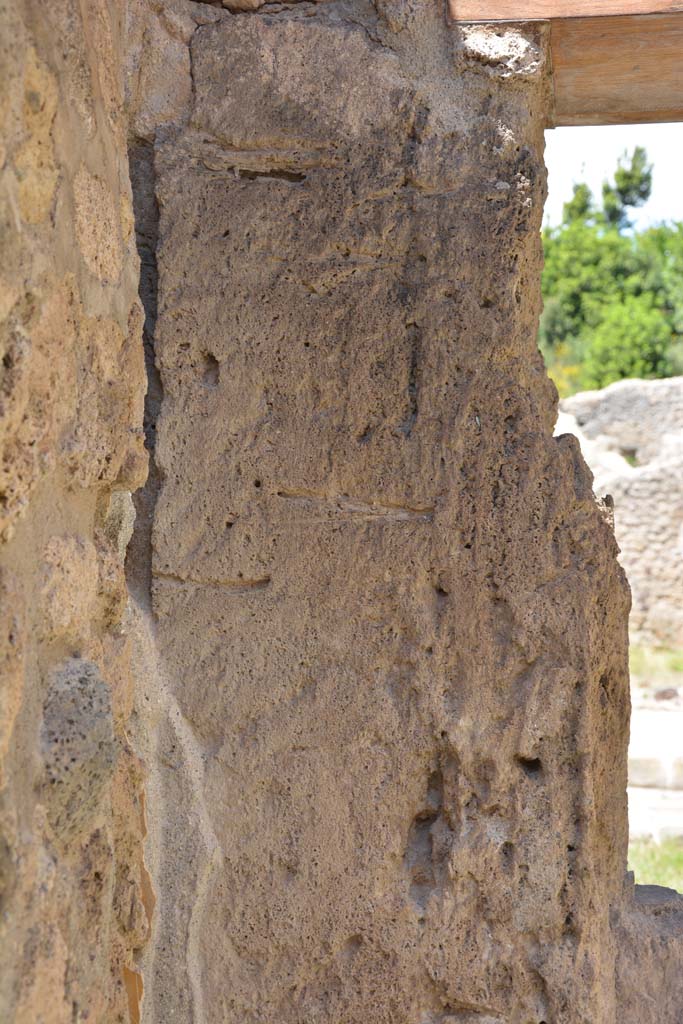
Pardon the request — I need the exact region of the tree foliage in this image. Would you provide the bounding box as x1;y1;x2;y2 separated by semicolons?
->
602;146;653;230
541;147;683;395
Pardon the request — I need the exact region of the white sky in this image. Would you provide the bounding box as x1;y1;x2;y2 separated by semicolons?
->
544;122;683;229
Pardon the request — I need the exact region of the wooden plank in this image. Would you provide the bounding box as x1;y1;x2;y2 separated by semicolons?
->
449;0;683;21
551;13;683;126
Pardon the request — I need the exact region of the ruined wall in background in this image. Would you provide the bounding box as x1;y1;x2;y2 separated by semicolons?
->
560;376;683;649
0;2;150;1020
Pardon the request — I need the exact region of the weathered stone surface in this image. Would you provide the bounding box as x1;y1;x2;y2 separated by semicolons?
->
616;883;683;1024
125;0;223;146
1;1;682;1021
41;659;117;842
133;4;683;1022
558;376;683;646
0;1;149;1020
0;570;25;786
40;535;99;641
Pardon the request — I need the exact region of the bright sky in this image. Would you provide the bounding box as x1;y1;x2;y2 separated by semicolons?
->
544;122;683;229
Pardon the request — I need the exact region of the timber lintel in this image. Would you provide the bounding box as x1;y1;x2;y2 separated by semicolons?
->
449;3;683;127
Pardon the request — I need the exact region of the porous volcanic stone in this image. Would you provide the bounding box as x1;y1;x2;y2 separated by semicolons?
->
0;2;149;1020
138;4;682;1022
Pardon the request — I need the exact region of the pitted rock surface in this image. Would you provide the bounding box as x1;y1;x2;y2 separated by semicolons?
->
42;660;117;842
1;2;682;1022
0;2;150;1020
140;5;672;1022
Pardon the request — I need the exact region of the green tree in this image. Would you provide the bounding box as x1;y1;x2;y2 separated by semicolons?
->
602;146;653;230
581;293;671;389
540;146;681;395
562;182;594;224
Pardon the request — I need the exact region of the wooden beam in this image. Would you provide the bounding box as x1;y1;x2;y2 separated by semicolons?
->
551;14;683;125
448;3;683;126
449;0;683;21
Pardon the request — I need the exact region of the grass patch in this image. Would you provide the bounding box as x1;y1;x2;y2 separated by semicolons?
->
629;644;683;691
667;651;683;674
628;837;683;891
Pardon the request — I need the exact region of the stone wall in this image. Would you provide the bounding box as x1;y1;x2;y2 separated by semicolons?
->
559;376;683;648
1;2;682;1023
131;3;683;1022
0;2;150;1020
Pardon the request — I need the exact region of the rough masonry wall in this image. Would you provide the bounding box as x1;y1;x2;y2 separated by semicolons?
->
138;4;677;1022
0;2;150;1020
1;2;682;1022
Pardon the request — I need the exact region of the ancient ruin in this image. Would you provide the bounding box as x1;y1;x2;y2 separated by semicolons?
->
1;2;682;1022
559;376;683;648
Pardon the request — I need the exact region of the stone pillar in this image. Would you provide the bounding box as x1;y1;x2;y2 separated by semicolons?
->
140;4;657;1021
